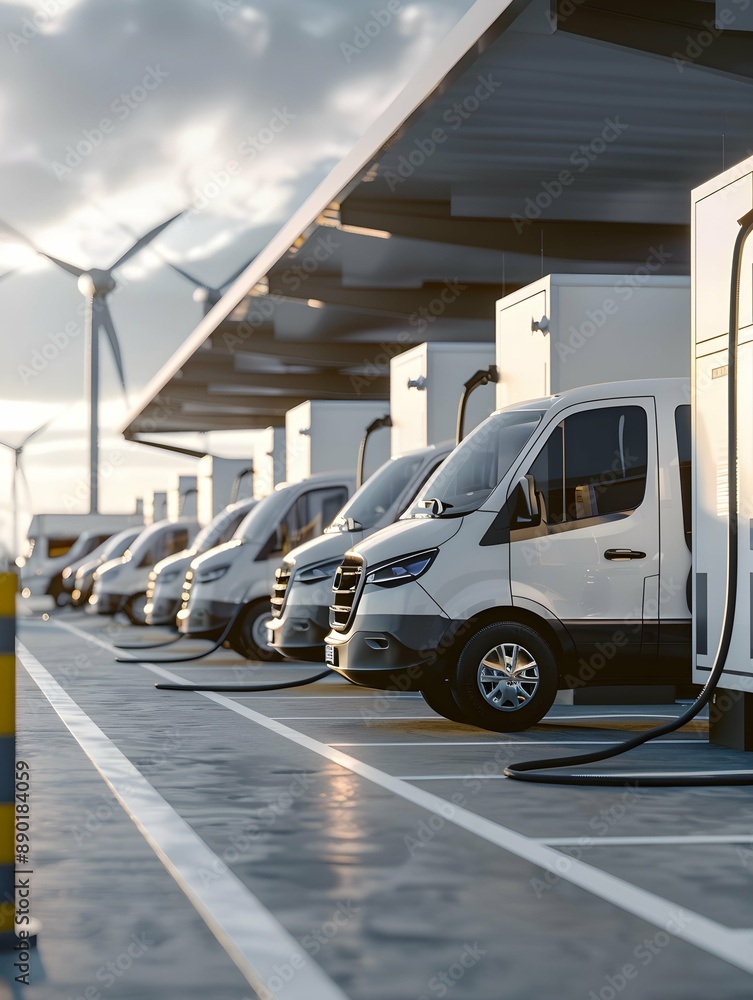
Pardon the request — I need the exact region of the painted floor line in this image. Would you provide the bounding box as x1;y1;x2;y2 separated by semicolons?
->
48;620;753;978
17;642;351;1000
270;716;436;721
328;740;704;747
398;774;508;781
538;834;753;847
143;666;753;975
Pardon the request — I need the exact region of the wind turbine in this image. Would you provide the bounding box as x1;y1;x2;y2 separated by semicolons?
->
0;419;53;561
166;255;256;314
0;213;182;513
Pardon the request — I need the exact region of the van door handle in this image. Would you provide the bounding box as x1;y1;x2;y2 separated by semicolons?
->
604;548;646;561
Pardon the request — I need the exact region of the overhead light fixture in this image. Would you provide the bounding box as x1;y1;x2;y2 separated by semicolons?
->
339;224;391;240
316;203;391;239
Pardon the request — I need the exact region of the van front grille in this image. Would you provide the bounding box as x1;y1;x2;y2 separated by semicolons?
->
329;555;363;631
270;565;291;618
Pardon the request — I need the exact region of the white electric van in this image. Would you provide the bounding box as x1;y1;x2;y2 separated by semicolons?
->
144;497;256;627
268;444;453;662
325;379;692;731
18;512;142;603
90;518;199;623
20;527;113;603
177;473;353;659
68;527;142;606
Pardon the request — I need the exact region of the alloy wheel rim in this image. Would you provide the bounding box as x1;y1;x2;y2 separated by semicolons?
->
251;610;270;651
476;642;540;711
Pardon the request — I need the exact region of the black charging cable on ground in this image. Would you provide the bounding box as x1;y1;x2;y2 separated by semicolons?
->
115;606;246;664
110;601;333;691
115;632;185;650
154;668;331;693
505;209;753;788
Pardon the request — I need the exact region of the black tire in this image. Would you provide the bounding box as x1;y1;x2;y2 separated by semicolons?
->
49;578;69;607
228;600;282;662
451;621;558;732
123;593;148;626
421;682;474;725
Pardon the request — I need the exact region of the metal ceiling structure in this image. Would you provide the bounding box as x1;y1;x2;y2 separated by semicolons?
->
123;0;753;438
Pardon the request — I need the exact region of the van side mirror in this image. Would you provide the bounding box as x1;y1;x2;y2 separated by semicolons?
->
514;475;540;526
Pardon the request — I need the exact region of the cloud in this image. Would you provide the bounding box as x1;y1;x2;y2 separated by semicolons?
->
0;0;476;547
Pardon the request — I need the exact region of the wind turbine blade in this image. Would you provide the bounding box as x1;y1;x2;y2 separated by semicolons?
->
38;253;85;278
20;418;54;449
0;218;35;249
110;211;183;271
220;255;258;290
0;220;83;276
166;261;208;289
97;299;126;391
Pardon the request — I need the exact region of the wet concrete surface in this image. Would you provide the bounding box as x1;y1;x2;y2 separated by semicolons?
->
10;609;753;999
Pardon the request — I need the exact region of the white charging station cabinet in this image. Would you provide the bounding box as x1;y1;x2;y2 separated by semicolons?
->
251;427;286;499
285;401;390;484
196;456;254;523
692;156;753;748
144;491;168;526
390;342;495;456
496;274;690;408
166;476;197;521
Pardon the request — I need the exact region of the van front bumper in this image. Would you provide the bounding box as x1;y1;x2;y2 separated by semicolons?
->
177;597;237;638
267;602;330;662
145;596;182;627
324;614;455;691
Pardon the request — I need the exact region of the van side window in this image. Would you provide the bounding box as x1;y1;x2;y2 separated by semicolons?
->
48;536;78;559
528;405;648;526
674;404;692;549
294;488;349;548
163;529;189;558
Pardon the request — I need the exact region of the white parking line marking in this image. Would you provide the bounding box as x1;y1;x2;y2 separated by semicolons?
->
18;642;351;1000
46;621;753;975
48;622;753;976
231;694;423;700
538;834;753;847
329;740;704;747
271;716;435;721
398;775;507;780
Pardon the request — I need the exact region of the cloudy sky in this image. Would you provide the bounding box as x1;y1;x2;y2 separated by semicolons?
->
0;0;476;552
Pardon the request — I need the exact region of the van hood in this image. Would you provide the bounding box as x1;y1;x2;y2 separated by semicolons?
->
153;549;193;577
348;516;462;567
284;530;362;571
97;556;125;578
190;538;243;571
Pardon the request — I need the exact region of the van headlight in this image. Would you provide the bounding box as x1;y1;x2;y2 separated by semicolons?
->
197;564;230;584
365;549;438;588
297;558;342;583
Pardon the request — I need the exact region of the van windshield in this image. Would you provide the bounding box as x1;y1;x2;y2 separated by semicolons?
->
328;453;425;532
194;501;254;553
234;491;283;541
409;408;547;516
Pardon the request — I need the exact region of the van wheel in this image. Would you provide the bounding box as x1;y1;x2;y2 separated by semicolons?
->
451;622;558;732
123;593;148;626
228;600;282;662
421;682;473;725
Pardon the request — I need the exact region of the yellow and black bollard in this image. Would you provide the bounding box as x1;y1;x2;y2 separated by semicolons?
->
0;572;16;946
